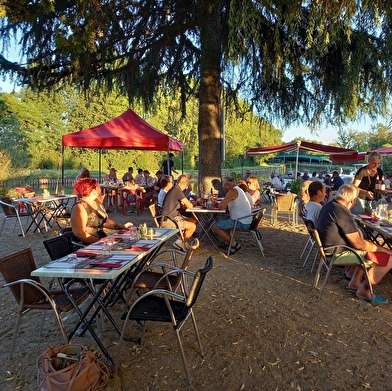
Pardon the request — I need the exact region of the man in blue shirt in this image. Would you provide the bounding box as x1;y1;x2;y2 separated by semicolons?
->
327;170;345;201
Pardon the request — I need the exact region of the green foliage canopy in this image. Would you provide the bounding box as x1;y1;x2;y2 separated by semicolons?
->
2;1;392;187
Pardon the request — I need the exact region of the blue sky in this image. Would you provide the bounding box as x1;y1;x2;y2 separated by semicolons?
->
282;115;389;145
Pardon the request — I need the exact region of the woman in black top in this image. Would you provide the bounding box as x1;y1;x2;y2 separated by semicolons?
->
351;151;383;214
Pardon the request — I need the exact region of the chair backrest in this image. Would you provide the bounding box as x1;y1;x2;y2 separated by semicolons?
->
0;197;18;217
306;223;328;261
249;207;266;231
59;227;72;236
185;256;213;308
43;234;75;261
148;203;161;228
15;187;36;198
0;248;45;307
275;194;296;211
303;218;317;241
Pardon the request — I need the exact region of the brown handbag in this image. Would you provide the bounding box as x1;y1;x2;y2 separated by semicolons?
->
37;344;109;391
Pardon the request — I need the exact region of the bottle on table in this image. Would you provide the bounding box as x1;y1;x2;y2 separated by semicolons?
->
380;175;386;191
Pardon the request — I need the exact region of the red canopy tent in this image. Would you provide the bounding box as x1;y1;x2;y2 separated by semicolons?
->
62;109;183;183
331;147;392;164
371;147;392;155
62;109;183;151
244;141;359;174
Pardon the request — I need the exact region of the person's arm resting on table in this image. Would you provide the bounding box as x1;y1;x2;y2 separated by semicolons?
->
104;219;133;231
180;196;194;210
218;188;238;210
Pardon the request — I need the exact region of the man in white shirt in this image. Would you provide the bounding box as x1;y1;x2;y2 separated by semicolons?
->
270;172;283;190
304;181;326;228
212;176;252;255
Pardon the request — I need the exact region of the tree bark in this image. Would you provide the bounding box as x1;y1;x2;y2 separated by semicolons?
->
198;1;223;195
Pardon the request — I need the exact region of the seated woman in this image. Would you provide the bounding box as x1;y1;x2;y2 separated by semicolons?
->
71;178;133;245
246;176;261;207
236;180;254;207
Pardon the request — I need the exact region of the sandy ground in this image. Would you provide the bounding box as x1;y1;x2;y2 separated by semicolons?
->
1;204;392;391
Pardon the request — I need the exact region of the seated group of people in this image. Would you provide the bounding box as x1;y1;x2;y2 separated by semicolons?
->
158;175;257;254
301;180;392;304
70;173;256;257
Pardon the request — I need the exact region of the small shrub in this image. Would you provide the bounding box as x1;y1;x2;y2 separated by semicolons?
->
287;178;302;196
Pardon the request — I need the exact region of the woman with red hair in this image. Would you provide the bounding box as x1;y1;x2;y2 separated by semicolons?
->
71;178;133;244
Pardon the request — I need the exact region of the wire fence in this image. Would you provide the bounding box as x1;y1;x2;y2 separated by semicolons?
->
0;177;83;194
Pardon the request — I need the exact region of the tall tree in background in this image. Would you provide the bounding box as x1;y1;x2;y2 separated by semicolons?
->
1;1;392;189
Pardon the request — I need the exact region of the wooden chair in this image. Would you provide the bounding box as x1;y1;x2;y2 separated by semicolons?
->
227;207;266;256
271;193;297;226
0;248;89;358
148;203;161;228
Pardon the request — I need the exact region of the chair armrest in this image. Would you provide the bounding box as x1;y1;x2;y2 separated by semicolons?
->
130;287;187;308
145;248;185;268
128;265;195;295
4;278;46;290
152;267;196;291
4;278;59;309
323;245;366;264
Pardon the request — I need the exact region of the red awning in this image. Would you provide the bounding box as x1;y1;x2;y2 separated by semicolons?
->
371;147;392;155
244;141;358;162
62;109;183;151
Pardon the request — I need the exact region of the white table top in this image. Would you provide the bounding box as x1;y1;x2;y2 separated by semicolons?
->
355;215;392;237
186;206;226;213
17;194;77;203
31;227;178;279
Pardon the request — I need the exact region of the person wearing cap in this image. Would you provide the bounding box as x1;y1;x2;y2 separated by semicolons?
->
161;153;178;176
242;170;252;181
104;167;120;184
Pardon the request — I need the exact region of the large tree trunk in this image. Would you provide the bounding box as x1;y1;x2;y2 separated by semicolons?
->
198;2;223;195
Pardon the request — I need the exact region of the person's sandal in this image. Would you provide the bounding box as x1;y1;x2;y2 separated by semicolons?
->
229;243;242;255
